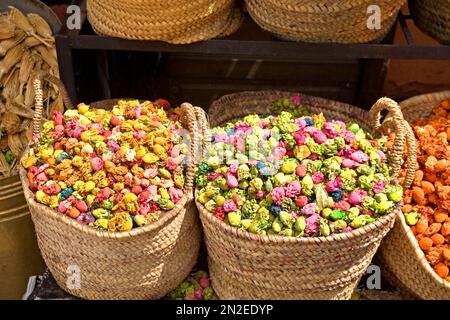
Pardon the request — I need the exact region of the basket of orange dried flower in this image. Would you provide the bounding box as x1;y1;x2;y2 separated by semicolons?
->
378;91;450;300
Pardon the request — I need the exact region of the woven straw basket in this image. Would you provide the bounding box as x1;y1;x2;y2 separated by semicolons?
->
196;90;415;299
86;0;243;44
245;0;406;43
410;0;450;45
378;91;450;300
19;72;201;299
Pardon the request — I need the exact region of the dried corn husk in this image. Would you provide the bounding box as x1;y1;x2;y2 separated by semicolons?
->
7;132;23;157
3;68;20;101
0;101;5;114
20;128;31;147
0;7;60;177
1;111;20;135
27;13;53;40
49;91;63;113
34;45;57;70
18;50;35;92
0;17;15;40
23;36;41;48
0;152;10;176
23;76;36;108
0;29;25;56
0;44;25;80
5;100;33;119
8;6;52;48
0;135;8;150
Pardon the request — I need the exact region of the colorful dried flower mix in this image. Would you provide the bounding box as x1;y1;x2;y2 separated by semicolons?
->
394;99;450;281
167;270;214;300
196;97;402;237
22;99;188;231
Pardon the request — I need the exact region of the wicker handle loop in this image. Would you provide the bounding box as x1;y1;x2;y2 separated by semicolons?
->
193;106;211;159
180;102;201;199
32;72;74;135
368;97;407;181
380;118;417;189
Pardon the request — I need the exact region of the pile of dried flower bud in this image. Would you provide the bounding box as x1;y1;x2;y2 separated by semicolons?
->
196;96;402;237
396;99;450;281
167;270;214;300
22;99;188;231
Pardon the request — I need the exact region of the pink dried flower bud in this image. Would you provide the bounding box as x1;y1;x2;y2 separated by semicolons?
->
312;172;324;184
270;187;286;205
223;200;237;213
348;190;367;205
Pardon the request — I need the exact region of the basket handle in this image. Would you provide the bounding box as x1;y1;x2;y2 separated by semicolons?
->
180;102;202;199
368;97;410;182
32;71;74;135
193;106;211;160
380;117;417;189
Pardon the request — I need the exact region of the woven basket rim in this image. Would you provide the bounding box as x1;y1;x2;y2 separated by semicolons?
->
19;97;198;239
195;190;396;244
399;90;450;110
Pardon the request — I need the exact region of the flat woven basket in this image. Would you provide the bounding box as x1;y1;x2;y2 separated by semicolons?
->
197;90;415;299
409;0;450;45
378;91;450;300
245;0;406;43
19;72;202;299
86;0;243;44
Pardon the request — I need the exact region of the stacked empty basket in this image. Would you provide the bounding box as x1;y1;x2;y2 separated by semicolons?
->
409;0;450;44
87;0;243;44
196;91;415;299
245;0;406;43
19;72;202;299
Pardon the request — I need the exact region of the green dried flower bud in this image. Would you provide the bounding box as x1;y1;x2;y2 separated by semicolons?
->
159;168;171;179
279;211;294;228
272;218;283;233
330;210;346;221
319;218;331;236
241;219;252;230
265;179;273;192
333;219;347;231
281;159;297;174
350;215;370;228
274;172;287;187
321;208;332;219
280;228;293;237
157;199;175;210
227;212;242;227
404;211;419;226
294;216;306;232
347;207;360;222
205;200;216;212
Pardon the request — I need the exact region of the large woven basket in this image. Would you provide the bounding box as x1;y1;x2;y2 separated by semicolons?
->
409;0;450;45
19;73;202;299
86;0;243;44
378;91;450;300
245;0;406;43
196;90;415;299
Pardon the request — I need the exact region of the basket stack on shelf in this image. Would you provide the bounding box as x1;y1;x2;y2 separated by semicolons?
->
86;0;243;44
245;0;406;43
194;91;415;299
409;0;450;45
378;91;450;299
